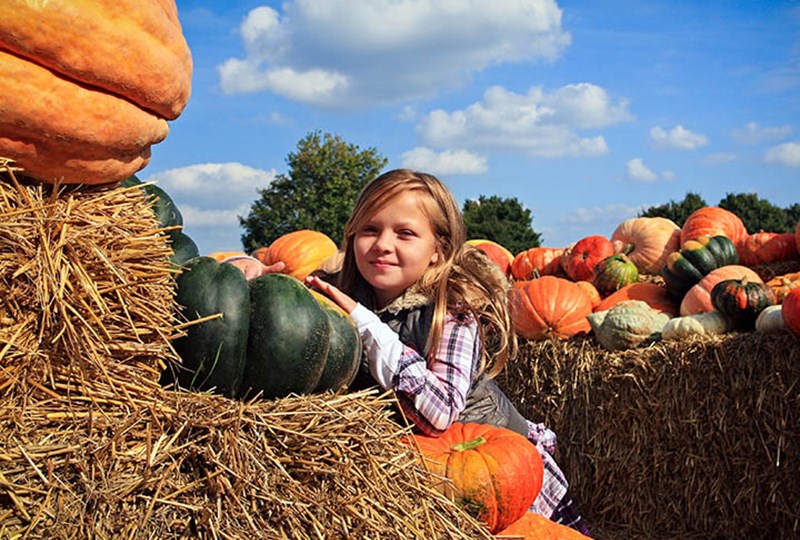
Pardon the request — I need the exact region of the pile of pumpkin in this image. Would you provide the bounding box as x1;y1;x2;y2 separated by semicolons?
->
469;207;800;351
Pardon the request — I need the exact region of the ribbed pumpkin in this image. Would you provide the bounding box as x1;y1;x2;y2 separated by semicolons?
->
410;422;543;534
711;276;775;328
511;247;565;280
680;206;748;247
736;231;798;266
610;216;681;275
0;0;193;184
594;282;679;317
782;288;800;335
766;272;800;303
680;265;763;316
592;253;639;296
466;239;513;275
496;511;590;539
561;235;615;282
257;229;339;281
662;235;739;299
509;276;593;340
576;280;602;310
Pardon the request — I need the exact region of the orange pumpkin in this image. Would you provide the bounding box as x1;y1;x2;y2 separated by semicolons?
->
766;272;800;303
496;511;590;539
509;276;593;340
576;281;602;310
782;288;800;335
611;216;681;275
257;230;338;281
0;0;192;185
511;247;565;280
410;422;543;534
594;282;679;317
560;235;615;282
680;206;748;247
467;239;513;275
680;265;763;316
736;231;798;266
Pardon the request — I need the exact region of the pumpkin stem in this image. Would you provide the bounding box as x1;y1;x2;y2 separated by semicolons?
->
451;436;487;452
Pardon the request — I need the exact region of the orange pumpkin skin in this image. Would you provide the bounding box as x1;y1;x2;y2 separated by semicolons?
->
611;216;681;275
259;230;338;281
561;235;615;282
511;247;565;280
782;288;800;335
467;239;513;275
509;276;593;340
680;206;748;247
594;282;679;317
0;0;192;185
410;422;543;534
680;265;763;316
496;511;589;539
736;232;798;266
766;272;800;303
576;281;602;310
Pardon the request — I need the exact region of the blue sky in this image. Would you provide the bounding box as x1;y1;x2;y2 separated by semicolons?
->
144;0;800;255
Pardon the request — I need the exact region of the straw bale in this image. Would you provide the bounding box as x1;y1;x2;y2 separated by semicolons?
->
0;385;493;539
1;159;178;406
498;332;800;539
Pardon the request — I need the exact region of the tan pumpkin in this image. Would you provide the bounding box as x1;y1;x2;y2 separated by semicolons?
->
257;229;339;281
766;272;800;303
611;216;681;274
680;206;748;248
0;0;193;184
736;231;798;266
679;265;763;316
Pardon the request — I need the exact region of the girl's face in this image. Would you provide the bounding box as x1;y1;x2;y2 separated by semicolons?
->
353;190;439;308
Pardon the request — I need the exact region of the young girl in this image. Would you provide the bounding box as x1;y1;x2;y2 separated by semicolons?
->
306;169;590;536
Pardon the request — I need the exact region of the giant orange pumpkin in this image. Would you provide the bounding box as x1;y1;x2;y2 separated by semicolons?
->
496;511;589;539
410;422;543;534
611;216;681;275
257;230;339;281
0;0;192;185
736;231;798;266
509;276;593;339
680;206;748;247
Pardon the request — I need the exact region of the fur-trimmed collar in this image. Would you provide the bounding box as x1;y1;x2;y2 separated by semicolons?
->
376;284;432;315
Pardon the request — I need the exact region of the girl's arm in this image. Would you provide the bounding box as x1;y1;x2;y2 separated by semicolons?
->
350;305;477;435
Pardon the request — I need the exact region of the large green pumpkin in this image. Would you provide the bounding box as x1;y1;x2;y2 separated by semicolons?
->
662;235;739;298
167;259;361;399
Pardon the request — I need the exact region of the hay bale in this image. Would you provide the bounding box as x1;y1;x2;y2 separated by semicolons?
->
1;159;178;405
498;332;800;539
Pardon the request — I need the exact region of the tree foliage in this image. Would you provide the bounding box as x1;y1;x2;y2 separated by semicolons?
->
639;192;706;226
719;192;795;233
462;195;541;254
239;131;387;251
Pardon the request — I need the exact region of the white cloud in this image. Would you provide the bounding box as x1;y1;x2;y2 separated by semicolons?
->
650;125;708;150
400;147;488;175
731;122;794;145
145;163;277;227
626;158;657;182
218;0;571;107
416;84;631;158
764;141;800;167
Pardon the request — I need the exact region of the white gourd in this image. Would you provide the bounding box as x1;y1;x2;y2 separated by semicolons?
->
661;311;733;340
754;305;787;333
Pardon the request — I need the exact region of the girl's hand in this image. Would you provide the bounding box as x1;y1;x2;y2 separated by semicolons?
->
223;256;286;280
305;275;357;314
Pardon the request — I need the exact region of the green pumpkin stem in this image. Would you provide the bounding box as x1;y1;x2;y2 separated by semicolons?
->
451;436;487;452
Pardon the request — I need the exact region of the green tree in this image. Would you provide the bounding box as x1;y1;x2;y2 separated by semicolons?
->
784;203;800;232
462;195;541;254
639;192;706;226
719;192;794;233
239;131;387;251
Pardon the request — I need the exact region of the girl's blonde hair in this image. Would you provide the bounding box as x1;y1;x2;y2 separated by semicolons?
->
338;169;517;378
